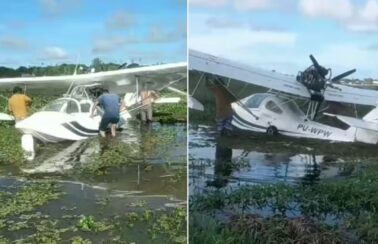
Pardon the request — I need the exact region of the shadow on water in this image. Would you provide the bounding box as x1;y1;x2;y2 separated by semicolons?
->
0;122;187;243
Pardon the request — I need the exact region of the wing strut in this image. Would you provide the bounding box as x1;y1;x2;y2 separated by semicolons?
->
190;72;205;96
211;75;259;120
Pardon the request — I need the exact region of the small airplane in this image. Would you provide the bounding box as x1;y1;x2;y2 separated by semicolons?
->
189;49;378;145
0;62;187;160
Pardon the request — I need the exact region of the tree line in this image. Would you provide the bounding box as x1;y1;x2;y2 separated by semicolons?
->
0;58;140;78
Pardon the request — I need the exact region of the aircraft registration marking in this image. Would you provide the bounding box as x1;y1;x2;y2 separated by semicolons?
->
297;124;332;138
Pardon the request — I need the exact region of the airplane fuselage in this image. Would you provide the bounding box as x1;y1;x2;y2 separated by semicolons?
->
230;93;373;143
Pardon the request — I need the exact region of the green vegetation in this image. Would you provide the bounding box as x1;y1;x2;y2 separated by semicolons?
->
0;128;24;164
0;58;132;78
0;180;186;243
190;159;378;243
190;212;343;244
0;82;187;242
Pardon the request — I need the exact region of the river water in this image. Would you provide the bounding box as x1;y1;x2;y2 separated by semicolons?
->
189;124;374;194
0;122;187;243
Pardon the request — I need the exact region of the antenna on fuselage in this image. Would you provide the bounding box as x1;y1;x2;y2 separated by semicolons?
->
66;54;81;97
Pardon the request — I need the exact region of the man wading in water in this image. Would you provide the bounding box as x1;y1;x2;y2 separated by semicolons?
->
206;76;236;135
91;88;125;137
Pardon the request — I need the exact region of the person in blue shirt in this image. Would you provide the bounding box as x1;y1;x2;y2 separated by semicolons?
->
90;88;125;137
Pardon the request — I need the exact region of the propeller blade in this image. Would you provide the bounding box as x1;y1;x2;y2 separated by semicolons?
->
309;54;320;69
309;54;328;77
331;69;356;82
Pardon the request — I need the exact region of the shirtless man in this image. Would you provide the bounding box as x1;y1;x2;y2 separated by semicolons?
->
140;86;159;123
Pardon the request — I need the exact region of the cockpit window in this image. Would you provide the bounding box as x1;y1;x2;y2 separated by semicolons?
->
246;94;267;108
66;100;79;114
42;100;67;112
265;100;283;114
42;99;80;114
80;103;91;113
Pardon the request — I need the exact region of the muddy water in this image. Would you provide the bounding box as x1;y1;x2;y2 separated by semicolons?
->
189;124;370;194
0;122;186;242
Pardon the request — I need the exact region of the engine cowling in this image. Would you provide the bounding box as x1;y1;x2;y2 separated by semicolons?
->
296;66;326;93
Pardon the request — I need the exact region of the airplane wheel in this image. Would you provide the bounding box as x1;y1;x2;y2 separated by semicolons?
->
266;126;278;136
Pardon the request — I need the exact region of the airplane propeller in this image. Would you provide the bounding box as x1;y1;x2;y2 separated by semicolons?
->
309;54;328;77
298;55;356;120
331;69;356;83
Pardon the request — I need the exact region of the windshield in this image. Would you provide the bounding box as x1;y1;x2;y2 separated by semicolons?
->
246;94;268;108
285;100;304;116
42;98;89;114
42;100;67;112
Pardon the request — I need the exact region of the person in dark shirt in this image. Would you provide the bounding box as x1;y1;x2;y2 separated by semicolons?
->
90;89;125;137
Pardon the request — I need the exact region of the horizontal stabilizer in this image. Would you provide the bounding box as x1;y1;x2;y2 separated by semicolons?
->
189;96;204;111
0;113;14;121
324;113;378;131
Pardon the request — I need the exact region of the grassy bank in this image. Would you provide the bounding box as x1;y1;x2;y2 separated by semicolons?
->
0;180;186;243
190;159;378;243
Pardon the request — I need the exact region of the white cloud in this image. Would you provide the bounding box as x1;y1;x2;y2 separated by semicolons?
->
346;0;378;32
42;47;70;60
315;43;378;78
40;0;60;16
206;17;244;29
298;0;354;21
189;12;296;66
190;0;229;8
92;36;138;53
190;0;288;11
106;11;136;30
299;0;378;32
0;36;29;50
147;24;186;43
358;0;378;22
234;0;273;11
190;28;297;57
39;0;82;17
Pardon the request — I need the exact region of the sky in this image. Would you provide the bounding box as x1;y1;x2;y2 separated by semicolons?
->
189;0;378;79
0;0;186;67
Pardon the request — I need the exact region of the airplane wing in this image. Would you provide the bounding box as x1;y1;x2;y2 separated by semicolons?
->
324;113;378;131
0;62;187;95
189;49;378;107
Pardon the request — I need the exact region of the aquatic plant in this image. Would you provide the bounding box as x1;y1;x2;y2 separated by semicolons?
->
77;215;114;232
189;212;343;244
150;207;187;243
190;160;378;243
0;182;62;220
0;128;25;164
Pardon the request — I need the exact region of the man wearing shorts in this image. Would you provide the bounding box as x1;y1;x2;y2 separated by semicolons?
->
91;89;124;137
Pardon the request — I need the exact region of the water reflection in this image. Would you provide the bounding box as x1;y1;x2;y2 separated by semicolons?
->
207;143;233;188
190;125;341;192
2;122;187;200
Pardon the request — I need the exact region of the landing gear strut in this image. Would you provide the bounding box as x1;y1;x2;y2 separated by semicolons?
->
21;134;35;161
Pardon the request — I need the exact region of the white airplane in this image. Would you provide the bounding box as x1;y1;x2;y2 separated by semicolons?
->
0;62;187;160
189;49;378;145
